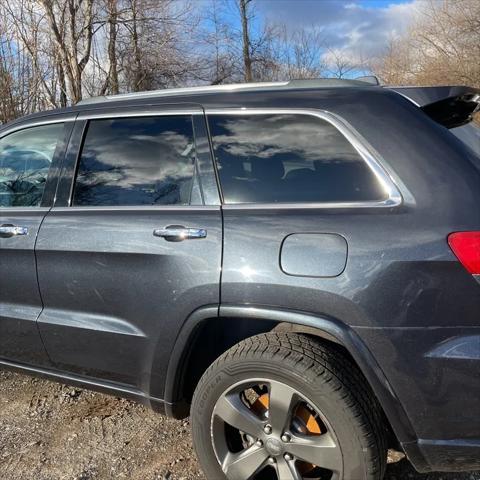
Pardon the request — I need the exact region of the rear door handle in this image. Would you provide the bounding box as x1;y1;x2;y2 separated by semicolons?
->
0;224;29;238
153;225;207;241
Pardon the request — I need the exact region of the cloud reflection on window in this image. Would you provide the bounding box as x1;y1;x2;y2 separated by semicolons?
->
0;123;63;207
73;116;196;206
209;114;386;204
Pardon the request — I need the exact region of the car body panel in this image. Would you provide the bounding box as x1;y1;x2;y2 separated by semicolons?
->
202;90;480;471
0;84;479;473
34;105;222;390
280;233;348;277
0;119;74;366
0;208;51;365
35;206;222;389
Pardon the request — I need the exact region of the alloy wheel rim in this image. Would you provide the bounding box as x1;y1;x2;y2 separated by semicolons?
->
210;378;343;480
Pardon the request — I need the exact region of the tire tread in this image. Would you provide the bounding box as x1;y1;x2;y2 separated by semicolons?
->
192;332;388;480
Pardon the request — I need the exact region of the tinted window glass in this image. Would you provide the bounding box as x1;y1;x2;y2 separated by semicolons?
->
73;116;196;206
209;114;386;204
0;123;63;207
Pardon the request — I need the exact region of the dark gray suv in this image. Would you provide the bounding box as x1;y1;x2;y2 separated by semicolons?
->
1;79;479;480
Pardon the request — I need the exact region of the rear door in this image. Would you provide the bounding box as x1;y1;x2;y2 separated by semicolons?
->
36;106;222;392
0;119;71;366
206;108;401;315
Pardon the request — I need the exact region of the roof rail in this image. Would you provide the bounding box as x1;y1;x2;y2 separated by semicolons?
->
355;75;381;86
77;82;288;105
76;78;376;105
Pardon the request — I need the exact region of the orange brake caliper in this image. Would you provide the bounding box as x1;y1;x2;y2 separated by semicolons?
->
250;393;270;419
250;394;321;473
296;404;322;435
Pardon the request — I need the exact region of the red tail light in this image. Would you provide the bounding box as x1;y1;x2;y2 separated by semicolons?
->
448;232;480;274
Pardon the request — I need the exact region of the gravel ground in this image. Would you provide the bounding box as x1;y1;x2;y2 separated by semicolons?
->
0;370;478;480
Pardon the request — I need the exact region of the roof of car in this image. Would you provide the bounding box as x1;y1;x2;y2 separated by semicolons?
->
2;78;478;131
75;78;376;106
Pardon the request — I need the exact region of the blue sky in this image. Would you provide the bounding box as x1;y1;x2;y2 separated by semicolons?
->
196;0;421;77
255;0;419;55
253;0;419;67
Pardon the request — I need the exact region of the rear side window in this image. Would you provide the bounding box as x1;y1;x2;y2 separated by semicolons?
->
72;116;196;206
0;123;64;207
208;113;387;204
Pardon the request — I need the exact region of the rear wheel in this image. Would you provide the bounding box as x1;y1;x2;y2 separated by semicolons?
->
191;333;387;480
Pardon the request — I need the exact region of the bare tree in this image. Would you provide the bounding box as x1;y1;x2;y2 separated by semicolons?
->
199;0;280;84
238;0;253;82
4;0;477;126
119;0;199;92
105;0;119;94
198;0;238;85
0;40;20;123
375;0;480;88
0;0;60;121
278;26;326;80
324;48;359;79
39;0;95;103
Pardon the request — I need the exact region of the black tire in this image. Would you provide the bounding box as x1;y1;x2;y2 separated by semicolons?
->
191;332;387;480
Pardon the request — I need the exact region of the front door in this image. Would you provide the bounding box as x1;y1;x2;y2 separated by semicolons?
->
0;121;69;366
36;107;222;392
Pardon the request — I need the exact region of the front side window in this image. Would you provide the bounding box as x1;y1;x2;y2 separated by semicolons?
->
72;116;196;206
0;123;64;207
209;113;387;204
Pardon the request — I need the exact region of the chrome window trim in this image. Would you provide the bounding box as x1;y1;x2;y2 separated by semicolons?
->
221;200;398;211
0;207;51;213
205;108;403;209
51;205;220;213
392;91;421;107
0;116;75;139
76;108;203;121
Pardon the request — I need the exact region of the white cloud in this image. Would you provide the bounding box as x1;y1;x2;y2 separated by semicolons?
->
257;0;424;68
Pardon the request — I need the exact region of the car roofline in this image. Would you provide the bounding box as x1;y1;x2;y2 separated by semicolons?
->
75;78;377;106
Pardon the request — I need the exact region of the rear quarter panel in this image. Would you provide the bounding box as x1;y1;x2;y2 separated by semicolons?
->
219;90;480;450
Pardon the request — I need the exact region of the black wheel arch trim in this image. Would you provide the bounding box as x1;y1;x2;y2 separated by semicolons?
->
161;303;417;447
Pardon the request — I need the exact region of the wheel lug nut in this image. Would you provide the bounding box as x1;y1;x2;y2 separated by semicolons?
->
255;440;263;447
267;457;276;464
264;424;272;434
284;453;293;461
281;433;291;443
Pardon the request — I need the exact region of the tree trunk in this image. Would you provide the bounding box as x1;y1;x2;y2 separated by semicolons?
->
130;0;144;91
239;0;253;82
57;57;68;107
107;0;119;94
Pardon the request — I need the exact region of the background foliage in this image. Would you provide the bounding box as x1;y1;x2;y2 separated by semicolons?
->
0;0;479;124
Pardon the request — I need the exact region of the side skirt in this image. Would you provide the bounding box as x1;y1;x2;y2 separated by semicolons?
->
403;439;480;473
0;358;168;414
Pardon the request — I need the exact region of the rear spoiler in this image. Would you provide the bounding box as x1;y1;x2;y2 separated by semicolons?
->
389;86;480;128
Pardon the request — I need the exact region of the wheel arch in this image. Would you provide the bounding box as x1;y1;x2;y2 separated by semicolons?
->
161;304;417;447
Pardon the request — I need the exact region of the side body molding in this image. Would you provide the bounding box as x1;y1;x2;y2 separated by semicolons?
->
161;304;417;448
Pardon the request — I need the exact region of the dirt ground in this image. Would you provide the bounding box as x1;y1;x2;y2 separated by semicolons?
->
0;370;478;480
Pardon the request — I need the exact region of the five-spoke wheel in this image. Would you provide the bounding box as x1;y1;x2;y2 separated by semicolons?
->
212;379;342;479
191;333;387;480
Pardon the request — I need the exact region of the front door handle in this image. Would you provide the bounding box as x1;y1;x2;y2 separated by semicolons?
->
153;225;207;242
0;224;28;238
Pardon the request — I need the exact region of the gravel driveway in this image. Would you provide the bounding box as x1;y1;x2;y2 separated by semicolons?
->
0;370;478;480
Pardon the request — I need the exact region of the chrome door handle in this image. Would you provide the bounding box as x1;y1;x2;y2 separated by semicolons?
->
153;225;207;241
0;224;28;238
